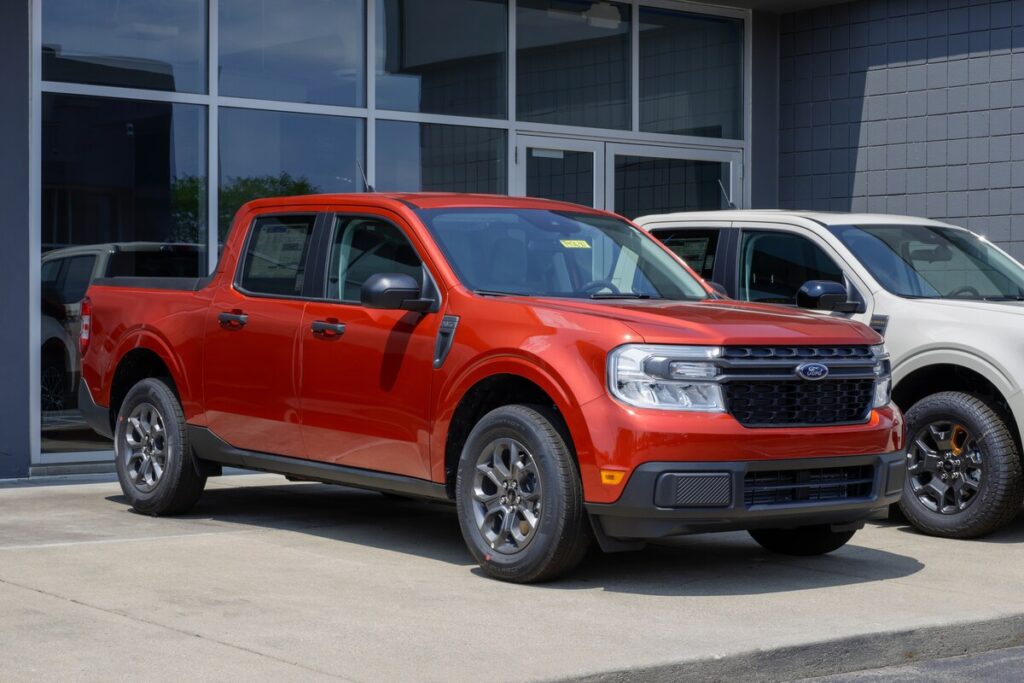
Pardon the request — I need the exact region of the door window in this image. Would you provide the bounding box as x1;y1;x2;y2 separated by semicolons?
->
739;230;844;305
61;255;97;304
656;229;720;280
327;218;423;302
238;215;316;297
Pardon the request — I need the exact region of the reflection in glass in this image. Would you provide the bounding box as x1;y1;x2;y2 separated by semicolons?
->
639;8;743;139
377;0;507;118
219;0;364;106
526;148;594;206
42;0;207;92
219;108;365;239
41;94;207;453
614;156;727;219
517;0;631;130
375;121;506;193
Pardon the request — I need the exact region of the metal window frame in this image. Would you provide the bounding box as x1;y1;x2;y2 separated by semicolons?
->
29;0;753;466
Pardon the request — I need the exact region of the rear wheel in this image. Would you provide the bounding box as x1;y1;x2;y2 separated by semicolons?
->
748;525;856;556
899;391;1023;538
114;377;206;516
455;405;590;583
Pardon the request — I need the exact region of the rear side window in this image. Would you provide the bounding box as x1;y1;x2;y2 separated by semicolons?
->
239;215;316;297
656;229;720;280
739;230;844;304
326;217;423;302
61;255;96;303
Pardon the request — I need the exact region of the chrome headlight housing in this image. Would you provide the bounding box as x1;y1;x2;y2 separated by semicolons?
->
871;344;892;408
608;345;725;411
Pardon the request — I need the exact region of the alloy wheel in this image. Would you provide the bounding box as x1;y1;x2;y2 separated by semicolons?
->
907;420;983;514
123;402;168;493
471;437;543;554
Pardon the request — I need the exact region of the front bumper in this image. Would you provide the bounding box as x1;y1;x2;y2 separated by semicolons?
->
587;451;905;541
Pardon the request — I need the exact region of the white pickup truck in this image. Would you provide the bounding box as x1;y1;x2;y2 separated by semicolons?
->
638;210;1024;539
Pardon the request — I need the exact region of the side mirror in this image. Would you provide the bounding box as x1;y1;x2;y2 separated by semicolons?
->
706;281;729;298
360;273;432;312
796;280;848;311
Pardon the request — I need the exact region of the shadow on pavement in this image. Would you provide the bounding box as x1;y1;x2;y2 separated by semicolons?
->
107;481;925;596
881;505;1024;544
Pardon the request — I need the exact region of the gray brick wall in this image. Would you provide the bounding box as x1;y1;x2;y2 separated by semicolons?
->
778;0;1024;261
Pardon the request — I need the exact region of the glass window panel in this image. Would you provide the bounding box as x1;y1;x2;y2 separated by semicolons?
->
516;0;631;130
658;229;721;280
739;231;844;305
614;156;729;219
377;0;507;118
526;148;594;206
41;93;207;453
219;0;364;106
218;108;365;240
42;0;206;93
327;219;424;301
639;8;743;139
239;215;317;296
375;121;506;193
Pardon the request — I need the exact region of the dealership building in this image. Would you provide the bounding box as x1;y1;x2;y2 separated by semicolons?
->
2;0;1022;478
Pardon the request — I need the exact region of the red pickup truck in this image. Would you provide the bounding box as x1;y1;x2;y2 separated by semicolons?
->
79;194;905;582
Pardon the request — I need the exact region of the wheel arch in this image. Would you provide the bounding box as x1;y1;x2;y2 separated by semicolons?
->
893;359;1022;460
435;357;595;499
107;345;185;435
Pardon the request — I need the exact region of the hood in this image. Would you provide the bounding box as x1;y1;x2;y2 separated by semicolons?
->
904;297;1024;318
524;298;882;346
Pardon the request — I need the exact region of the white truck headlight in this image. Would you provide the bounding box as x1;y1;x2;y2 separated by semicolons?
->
871;344;892;408
608;345;725;411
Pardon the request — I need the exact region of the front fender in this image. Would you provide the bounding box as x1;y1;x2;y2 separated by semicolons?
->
429;352;599;486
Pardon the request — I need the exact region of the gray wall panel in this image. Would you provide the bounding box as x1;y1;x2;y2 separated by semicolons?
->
0;0;31;478
779;0;1024;260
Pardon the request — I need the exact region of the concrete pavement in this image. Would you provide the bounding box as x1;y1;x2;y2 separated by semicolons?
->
1;473;1023;682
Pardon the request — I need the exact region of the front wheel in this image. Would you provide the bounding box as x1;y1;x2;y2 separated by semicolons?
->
749;525;856;555
899;391;1023;538
455;405;590;583
114;377;206;516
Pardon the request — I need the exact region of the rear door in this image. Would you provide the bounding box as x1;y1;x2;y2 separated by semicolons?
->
202;213;320;457
298;211;442;479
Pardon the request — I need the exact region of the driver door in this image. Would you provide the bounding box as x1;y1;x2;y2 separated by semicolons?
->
299;212;442;479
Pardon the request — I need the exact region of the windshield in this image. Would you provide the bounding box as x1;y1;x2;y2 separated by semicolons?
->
417;208;709;301
828;224;1024;301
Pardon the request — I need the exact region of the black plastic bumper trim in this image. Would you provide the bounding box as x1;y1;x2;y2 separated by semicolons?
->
586;451;905;540
78;379;113;439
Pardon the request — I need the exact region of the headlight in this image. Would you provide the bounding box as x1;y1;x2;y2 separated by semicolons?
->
608;345;725;411
871;344;892;408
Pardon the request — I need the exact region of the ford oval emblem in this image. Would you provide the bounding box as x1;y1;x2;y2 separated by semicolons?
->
796;362;830;381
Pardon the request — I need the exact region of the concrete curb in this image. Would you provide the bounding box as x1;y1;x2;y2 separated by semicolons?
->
565;613;1024;683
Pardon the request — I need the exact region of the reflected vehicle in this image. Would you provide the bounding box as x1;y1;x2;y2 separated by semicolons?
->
40;242;202;413
642;210;1024;540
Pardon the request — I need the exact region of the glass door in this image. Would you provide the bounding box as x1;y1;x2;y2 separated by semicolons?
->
605;143;742;220
513;136;605;208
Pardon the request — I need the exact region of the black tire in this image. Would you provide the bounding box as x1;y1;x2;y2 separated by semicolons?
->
899;391;1023;539
114;377;206;516
455;404;591;583
749;525;856;556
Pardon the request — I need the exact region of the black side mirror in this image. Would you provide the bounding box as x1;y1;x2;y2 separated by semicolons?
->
706;281;729;298
360;273;432;312
796;280;848;311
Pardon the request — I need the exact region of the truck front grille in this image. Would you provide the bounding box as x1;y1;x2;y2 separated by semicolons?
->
719;346;877;427
744;465;875;506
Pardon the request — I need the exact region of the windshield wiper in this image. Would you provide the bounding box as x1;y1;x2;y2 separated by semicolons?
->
473;289;520;297
589;292;653;299
982;295;1024;301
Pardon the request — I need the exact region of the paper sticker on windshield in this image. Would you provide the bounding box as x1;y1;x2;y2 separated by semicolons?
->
560;239;591;249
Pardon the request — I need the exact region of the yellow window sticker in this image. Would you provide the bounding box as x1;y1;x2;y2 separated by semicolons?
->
560;239;591;249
